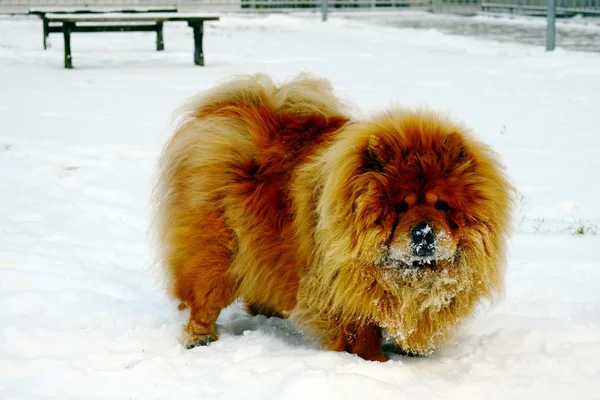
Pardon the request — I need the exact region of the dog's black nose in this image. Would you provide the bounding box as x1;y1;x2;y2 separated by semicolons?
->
411;223;435;257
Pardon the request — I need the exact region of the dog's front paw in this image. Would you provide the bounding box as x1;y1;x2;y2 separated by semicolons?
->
183;333;217;349
181;320;218;349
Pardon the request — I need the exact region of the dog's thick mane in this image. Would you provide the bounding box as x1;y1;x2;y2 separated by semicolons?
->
291;111;513;354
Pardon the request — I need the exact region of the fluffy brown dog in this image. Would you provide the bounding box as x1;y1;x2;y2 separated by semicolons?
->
154;74;513;361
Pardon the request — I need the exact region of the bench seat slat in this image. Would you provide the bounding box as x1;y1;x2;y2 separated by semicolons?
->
49;24;160;33
45;13;219;23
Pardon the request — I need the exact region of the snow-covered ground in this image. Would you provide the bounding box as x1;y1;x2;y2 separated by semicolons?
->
1;12;599;399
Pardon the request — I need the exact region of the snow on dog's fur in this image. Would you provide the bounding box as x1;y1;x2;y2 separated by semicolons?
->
154;73;513;361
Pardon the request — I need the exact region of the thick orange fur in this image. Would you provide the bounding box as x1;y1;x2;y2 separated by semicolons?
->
154;74;513;360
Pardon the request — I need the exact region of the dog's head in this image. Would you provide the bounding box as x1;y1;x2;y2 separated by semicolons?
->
317;110;512;276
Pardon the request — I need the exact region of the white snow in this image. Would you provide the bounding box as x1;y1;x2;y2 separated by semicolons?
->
1;11;599;399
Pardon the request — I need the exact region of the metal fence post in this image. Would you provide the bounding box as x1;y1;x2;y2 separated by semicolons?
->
321;0;328;22
546;0;556;51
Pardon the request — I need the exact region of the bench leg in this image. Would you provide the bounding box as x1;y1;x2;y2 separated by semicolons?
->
156;22;164;51
63;22;74;69
189;22;204;66
43;18;49;50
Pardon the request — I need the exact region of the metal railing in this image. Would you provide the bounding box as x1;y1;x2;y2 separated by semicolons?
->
2;0;599;14
482;0;600;15
238;0;430;7
0;0;429;6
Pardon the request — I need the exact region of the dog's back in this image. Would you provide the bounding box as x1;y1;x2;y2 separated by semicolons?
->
154;74;348;347
158;74;348;215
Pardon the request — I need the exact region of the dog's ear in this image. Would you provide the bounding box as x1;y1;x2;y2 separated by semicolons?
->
364;135;392;172
444;132;469;162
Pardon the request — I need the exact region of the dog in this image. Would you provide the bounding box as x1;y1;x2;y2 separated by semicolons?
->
153;74;513;361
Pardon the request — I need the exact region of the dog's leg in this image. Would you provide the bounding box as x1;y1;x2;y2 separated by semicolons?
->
181;266;237;349
328;323;386;362
165;211;238;349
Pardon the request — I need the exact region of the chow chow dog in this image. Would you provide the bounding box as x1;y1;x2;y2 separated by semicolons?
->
154;74;513;361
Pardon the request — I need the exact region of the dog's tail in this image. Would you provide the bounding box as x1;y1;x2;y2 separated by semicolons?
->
176;73;349;127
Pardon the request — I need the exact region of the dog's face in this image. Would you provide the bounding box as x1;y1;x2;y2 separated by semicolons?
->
373;131;475;270
358;132;471;272
324;112;507;276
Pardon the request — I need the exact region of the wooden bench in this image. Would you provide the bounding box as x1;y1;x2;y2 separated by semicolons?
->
29;6;178;50
43;13;220;69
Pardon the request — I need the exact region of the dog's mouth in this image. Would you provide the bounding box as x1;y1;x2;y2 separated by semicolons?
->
384;255;438;270
411;258;437;269
383;243;448;270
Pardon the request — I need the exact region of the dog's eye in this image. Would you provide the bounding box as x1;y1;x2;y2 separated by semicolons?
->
395;201;408;214
435;201;449;212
